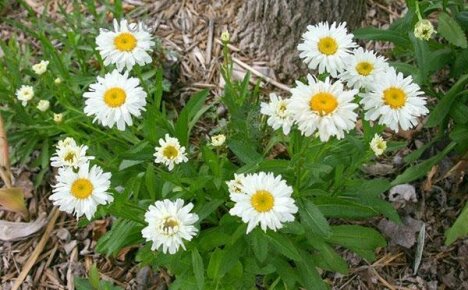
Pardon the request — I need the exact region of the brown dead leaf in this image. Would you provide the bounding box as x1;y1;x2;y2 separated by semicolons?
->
92;219;109;240
0;212;47;241
0;187;29;218
378;216;423;248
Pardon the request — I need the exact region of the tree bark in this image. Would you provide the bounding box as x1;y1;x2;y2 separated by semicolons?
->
234;0;366;80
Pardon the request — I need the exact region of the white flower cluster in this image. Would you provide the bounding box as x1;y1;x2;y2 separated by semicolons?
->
260;22;429;146
84;19;155;131
14;60;64;119
49;137;113;219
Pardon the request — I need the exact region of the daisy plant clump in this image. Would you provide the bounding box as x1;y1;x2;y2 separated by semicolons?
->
352;0;468;246
1;0;465;288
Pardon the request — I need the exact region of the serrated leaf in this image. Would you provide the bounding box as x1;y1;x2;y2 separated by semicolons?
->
250;229;269;263
438;12;468;48
267;231;302;261
297;260;327;290
299;199;331;238
228;139;262;165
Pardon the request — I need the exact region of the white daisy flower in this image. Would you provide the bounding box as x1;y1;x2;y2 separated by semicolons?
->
260;93;294;135
16;85;34;106
339;48;389;90
414;19;435;41
54;78;62;84
154;134;188;171
51;137;93;168
210;134;226;147
298;22;356;77
229;172;298;233
83;69;147;131
53;113;63;123
289;74;359;142
141;199;199;254
370;134;387;156
32;60;49;75
226;173;246;196
96;19;155;71
50;162;112;219
36;100;50;112
362;68;429;132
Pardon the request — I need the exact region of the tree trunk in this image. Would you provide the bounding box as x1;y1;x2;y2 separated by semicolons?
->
234;0;366;80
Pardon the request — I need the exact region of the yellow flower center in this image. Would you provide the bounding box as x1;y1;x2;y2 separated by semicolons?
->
71;178;94;199
64;151;76;162
309;92;338;116
114;32;137;52
160;217;180;235
163;145;179;159
317;37;338;55
251;190;275;212
103;87;127;108
383;87;406;109
277;102;287;117
355;61;374;76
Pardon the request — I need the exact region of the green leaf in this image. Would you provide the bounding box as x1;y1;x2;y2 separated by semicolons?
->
438;12;468;48
228;139;262;165
327;225;386;261
392;142;456;185
267;231;302;261
207;248;223;280
88;264;100;289
307;238;348;274
145;164;157;200
96;219;144;256
445;202;468;245
427;74;468;127
191;249;205;289
450;101;468;124
353;27;410;47
272;258;300;289
456;11;468;31
299;199;331;238
314;196;379;219
410;34;431;83
174;89;209;146
194;199;223;221
297;260;328;290
450;125;468;152
250;229;269;263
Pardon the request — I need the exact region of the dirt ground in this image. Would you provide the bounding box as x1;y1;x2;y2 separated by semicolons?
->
0;0;467;289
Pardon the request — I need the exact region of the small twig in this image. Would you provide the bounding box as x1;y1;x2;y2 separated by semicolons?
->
205;18;214;65
11;207;60;290
231;57;290;92
67;246;78;290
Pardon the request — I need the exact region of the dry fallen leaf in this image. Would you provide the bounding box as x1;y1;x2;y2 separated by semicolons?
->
378;216;423;248
389;184;417;203
0;212;47;241
0;187;29;218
